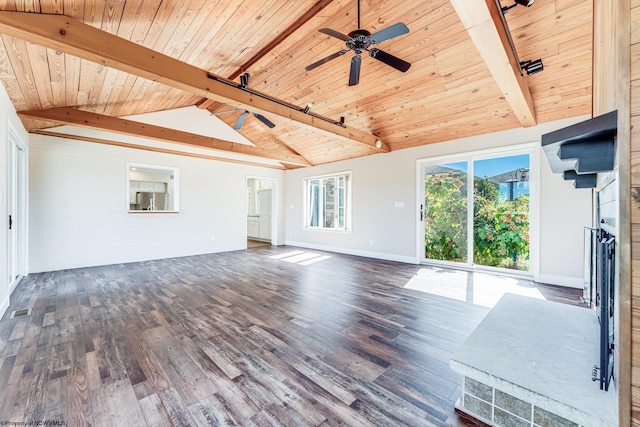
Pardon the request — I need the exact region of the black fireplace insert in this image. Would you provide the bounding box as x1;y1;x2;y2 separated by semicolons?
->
595;228;615;391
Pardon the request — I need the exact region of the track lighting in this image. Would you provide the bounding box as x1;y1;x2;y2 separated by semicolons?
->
501;0;535;14
495;0;544;76
207;73;347;128
304;103;313;114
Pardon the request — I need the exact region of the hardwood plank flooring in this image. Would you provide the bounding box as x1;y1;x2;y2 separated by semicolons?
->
0;246;584;426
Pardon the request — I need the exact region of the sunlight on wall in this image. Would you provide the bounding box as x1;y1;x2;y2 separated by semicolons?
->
404;267;545;308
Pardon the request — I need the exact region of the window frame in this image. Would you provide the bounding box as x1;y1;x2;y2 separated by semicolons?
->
416;144;538;277
304;171;352;232
127;162;180;214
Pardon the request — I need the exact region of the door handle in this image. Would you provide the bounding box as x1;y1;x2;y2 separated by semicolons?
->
420;204;424;221
8;214;12;230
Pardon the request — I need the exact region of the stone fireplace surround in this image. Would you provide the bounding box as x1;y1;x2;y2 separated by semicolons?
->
450;293;617;426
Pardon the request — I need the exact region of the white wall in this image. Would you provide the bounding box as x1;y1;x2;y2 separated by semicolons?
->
537;149;594;287
285;117;593;287
0;83;29;316
26;106;592;286
29;134;284;273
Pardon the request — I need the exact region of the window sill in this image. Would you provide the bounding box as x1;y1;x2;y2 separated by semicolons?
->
304;227;352;234
128;210;180;214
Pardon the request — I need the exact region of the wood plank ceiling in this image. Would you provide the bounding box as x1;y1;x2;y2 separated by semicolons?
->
0;0;592;168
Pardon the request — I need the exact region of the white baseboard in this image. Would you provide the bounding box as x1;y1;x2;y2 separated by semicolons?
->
284;240;419;265
9;275;23;295
536;273;584;289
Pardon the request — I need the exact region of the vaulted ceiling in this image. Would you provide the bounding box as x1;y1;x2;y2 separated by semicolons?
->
0;0;592;169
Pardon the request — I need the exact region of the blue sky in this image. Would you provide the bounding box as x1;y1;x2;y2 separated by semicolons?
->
442;154;529;178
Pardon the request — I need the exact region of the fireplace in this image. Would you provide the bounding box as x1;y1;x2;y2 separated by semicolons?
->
448;112;621;426
541;111;618;393
586;226;616;391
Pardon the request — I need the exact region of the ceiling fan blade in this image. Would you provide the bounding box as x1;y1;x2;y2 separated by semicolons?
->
370;22;409;44
348;54;362;86
305;50;348;72
318;28;352;42
369;48;411;72
233;111;249;130
252;113;276;129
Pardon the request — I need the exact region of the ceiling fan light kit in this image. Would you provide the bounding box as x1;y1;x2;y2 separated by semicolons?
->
305;0;411;86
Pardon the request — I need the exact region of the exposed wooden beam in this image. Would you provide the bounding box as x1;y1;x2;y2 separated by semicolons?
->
0;11;389;152
232;0;336;80
198;0;336;111
450;0;536;127
32;130;286;170
19;107;312;167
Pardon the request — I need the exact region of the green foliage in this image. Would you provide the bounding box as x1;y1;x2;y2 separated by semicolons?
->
474;175;499;201
473;190;529;270
424;171;468;262
424;174;529;271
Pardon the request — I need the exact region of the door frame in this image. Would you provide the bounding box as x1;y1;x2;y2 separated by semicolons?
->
7;125;27;294
245;175;277;245
415;143;539;277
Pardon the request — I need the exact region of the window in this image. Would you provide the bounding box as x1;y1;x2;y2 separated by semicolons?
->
305;172;351;231
127;163;179;213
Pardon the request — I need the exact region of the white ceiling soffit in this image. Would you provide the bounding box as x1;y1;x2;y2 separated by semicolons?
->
126;106;256;146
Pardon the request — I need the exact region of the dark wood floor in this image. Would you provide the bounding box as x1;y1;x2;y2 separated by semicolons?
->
0;246;583;426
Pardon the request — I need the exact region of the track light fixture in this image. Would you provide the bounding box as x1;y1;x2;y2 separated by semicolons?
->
303;103;313;114
520;59;544;75
239;72;251;89
501;0;535;14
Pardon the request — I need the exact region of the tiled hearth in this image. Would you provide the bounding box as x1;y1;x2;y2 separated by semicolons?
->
450;294;617;427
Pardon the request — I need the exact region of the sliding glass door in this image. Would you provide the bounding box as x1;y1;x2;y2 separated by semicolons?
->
421;151;531;272
423;162;469;263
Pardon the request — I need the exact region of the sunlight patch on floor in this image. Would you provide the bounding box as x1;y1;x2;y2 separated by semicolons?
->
404;267;545;308
269;251;332;265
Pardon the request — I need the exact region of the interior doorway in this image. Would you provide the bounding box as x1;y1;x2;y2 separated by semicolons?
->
246;176;276;247
7;126;26;293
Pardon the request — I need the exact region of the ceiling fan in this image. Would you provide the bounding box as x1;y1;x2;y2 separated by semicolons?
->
211;72;276;130
304;0;411;86
211;108;276;131
233;110;275;130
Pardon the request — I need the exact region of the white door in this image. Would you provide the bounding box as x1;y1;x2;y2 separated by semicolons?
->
7;128;25;291
246;177;276;245
258;189;272;240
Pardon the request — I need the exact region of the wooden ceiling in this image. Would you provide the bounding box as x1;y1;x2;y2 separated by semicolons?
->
0;0;592;168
